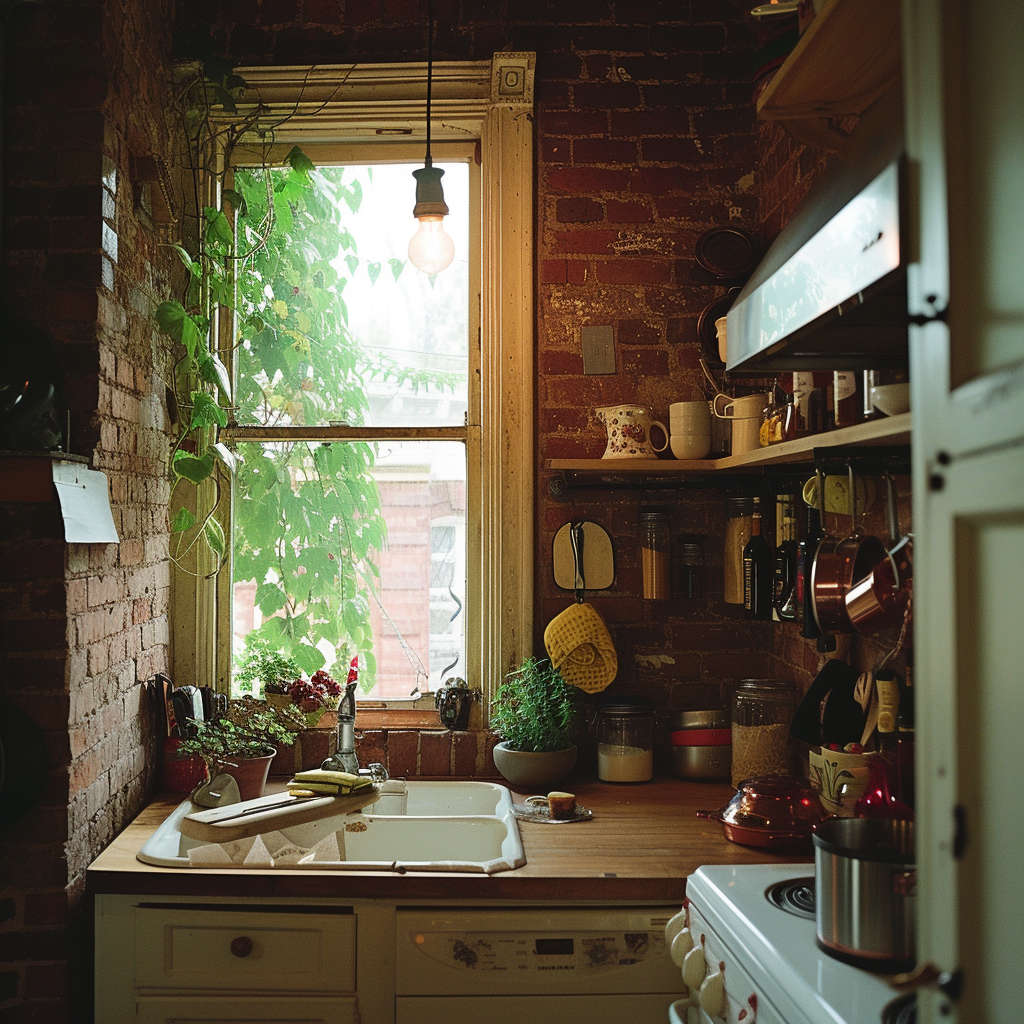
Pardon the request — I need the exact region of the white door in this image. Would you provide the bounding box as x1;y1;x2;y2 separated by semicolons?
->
904;0;1024;1020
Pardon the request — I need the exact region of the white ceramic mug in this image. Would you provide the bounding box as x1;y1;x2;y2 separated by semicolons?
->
713;392;768;456
669;400;712;434
595;404;669;459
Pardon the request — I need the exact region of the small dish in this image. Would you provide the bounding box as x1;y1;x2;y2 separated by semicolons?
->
513;800;593;824
870;383;911;416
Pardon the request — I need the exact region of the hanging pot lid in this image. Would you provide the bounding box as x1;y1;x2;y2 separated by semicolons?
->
695;226;759;280
552;520;614;592
696;289;740;368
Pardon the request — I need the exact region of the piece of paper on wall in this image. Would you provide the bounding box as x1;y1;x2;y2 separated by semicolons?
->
51;462;119;544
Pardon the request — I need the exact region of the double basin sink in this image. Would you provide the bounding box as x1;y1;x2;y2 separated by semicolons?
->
137;780;526;874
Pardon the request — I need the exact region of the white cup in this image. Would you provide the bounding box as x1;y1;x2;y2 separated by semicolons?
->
712;392;768;456
670;434;711;460
669;400;712;433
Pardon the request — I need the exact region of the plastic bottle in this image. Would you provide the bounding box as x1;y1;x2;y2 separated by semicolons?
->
638;510;670;601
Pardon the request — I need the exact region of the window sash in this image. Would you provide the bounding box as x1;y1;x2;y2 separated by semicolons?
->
173;56;536;716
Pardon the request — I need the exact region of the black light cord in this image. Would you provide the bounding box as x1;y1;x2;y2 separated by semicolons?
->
425;0;433;167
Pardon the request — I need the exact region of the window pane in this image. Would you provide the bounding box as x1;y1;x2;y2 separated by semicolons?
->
232;440;466;699
233;162;469;430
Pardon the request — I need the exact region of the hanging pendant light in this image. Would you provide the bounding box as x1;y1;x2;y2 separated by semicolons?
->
408;0;454;274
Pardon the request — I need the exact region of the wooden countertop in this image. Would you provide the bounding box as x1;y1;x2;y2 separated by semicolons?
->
86;774;811;902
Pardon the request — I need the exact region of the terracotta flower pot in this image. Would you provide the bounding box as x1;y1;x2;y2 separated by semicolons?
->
491;742;577;790
212;750;276;801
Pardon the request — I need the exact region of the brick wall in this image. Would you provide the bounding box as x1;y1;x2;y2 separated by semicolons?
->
0;0;177;1020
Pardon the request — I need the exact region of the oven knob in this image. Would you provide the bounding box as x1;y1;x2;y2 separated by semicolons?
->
699;962;726;1017
665;909;689;945
682;943;707;991
670;926;693;966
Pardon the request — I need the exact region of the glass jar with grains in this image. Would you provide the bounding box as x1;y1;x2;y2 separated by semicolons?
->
730;679;797;788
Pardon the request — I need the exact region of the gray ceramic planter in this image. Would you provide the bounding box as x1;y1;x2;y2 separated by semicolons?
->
491;742;577;790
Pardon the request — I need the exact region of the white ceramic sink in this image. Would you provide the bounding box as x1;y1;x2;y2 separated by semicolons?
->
137;780;526;874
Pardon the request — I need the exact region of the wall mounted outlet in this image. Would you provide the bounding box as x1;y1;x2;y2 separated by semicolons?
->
582;325;615;374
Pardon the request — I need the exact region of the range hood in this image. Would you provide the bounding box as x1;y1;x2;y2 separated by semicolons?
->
726;87;908;374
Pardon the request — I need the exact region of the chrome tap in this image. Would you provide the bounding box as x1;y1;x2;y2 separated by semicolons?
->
320;681;389;782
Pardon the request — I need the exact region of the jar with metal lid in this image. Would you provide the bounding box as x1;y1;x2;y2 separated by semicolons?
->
730;679;797;788
595;699;656;782
669;709;731;780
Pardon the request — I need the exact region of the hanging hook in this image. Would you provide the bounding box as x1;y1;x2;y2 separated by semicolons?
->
570;520;586;603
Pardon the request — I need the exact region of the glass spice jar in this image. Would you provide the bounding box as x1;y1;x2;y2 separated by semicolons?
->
730;679;797;787
638;510;670;601
723;497;754;605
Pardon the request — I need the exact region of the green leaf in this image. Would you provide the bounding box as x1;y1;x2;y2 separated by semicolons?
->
173;451;215;484
256;582;287;616
169;244;202;277
222;188;249;218
171;507;196;533
389;258;406;281
198;352;233;402
285;146;315;182
367;261;381;284
292;644;325;675
155;300;202;360
344;255;359;277
204;516;226;557
204;206;234;249
190;391;228;429
212;442;237;474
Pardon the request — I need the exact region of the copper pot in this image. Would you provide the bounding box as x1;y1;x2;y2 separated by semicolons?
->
845;536;913;634
811;532;889;633
697;775;828;849
809;466;887;634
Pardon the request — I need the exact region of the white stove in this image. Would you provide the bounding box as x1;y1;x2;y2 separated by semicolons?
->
667;863;905;1024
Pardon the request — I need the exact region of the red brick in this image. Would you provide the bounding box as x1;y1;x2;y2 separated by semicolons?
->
641;136;703;163
551;228;619;255
541;136;570;163
594;259;672;284
616;319;661;345
540;259;569;284
629;167;695;196
452;731;477;776
386;730;418;777
539;350;584;375
546;167;631;194
573;138;638;165
23;892;67;927
418;731;451;776
555;197;603;223
539;110;608;136
606;199;652;223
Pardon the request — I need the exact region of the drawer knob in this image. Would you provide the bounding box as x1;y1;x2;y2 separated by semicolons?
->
230;936;253;958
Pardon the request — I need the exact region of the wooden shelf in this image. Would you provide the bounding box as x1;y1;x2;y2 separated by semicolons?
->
545;413;910;477
756;0;901;122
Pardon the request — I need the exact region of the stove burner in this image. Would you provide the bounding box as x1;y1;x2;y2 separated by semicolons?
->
765;876;816;919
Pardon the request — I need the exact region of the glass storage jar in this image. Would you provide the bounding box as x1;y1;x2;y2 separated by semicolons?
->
723;497;754;605
730;679;797;788
638;510;670;600
595;699;656;783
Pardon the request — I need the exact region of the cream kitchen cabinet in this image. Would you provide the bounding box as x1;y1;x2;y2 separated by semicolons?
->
95;895;394;1024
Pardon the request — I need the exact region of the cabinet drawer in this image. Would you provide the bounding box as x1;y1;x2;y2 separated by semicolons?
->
136;994;358;1023
134;906;356;992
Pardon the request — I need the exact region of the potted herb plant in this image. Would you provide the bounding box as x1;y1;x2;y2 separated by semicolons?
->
177;695;305;800
489;657;578;789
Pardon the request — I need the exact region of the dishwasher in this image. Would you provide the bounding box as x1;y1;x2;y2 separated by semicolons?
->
395;906;682;1024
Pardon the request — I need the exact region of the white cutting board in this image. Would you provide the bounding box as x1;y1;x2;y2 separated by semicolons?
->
179;786;379;843
552;521;614;591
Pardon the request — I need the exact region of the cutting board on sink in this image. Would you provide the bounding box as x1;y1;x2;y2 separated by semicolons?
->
179;786;380;844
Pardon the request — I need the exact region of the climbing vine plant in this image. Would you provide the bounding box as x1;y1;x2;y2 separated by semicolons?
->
155;61;464;693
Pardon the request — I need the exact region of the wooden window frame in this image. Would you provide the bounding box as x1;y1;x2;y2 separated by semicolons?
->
170;56;536;728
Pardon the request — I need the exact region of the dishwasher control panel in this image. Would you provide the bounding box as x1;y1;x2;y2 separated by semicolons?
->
396;907;679;996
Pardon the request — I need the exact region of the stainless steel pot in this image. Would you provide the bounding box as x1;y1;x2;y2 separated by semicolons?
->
813;817;916;973
670;709;731;780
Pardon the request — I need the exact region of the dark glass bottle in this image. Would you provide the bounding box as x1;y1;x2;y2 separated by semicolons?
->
897;657;915;810
773;495;799;622
742;497;772;620
798;501;823;636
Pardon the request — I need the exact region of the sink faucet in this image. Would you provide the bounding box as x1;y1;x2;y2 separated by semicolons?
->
320;680;389;782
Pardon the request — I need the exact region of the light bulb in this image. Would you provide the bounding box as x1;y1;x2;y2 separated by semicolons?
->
408;215;455;274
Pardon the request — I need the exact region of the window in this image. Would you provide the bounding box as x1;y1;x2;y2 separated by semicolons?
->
175;57;536;716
